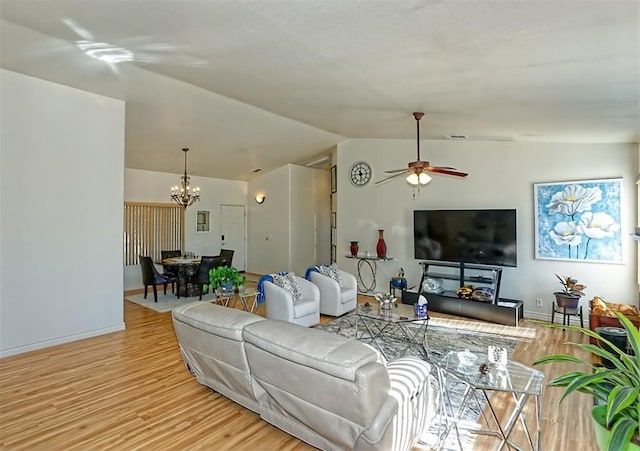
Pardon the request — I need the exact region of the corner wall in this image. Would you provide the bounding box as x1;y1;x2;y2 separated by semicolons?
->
0;70;125;357
247;164;330;276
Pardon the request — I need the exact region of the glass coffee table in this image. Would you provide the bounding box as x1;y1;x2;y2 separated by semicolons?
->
433;350;544;451
354;302;429;360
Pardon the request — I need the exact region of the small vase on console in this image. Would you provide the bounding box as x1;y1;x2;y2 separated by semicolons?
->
376;229;387;259
349;241;359;257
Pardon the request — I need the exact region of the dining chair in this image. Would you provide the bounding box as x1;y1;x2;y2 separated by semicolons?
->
139;255;178;302
188;256;226;300
219;249;234;267
160;249;182;292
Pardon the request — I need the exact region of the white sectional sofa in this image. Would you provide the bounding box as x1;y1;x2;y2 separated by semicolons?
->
172;302;439;451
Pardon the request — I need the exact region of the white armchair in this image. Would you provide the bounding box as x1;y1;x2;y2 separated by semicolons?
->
308;267;358;316
263;275;320;327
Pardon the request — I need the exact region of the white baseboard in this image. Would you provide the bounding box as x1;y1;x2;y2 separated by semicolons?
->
0;323;126;358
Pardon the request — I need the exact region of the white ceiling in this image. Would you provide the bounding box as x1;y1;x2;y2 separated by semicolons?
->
1;1;638;181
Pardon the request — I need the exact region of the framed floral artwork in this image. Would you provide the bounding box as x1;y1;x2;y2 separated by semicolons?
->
534;178;622;263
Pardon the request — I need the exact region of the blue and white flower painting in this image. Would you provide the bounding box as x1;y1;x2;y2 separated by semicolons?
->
534;178;622;263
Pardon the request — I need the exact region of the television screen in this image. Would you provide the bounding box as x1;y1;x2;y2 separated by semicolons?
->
413;209;517;267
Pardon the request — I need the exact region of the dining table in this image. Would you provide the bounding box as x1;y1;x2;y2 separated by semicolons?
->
160;257;202;298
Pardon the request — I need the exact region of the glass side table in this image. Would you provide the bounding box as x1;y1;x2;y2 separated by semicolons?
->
214;287;258;313
433;350;544;451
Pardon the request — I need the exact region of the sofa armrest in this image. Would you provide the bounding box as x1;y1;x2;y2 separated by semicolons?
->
356;357;436;451
310;271;340;296
339;270;358;291
387;357;437;450
264;281;295;321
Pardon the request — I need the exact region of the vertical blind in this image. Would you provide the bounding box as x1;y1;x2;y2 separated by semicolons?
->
124;202;184;266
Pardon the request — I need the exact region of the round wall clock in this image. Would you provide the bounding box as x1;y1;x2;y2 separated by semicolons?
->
349;161;372;187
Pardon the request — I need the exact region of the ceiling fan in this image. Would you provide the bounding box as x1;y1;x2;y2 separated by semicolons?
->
375;112;468;185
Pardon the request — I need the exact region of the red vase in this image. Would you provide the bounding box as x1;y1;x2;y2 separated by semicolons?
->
376;230;387;259
350;241;359;257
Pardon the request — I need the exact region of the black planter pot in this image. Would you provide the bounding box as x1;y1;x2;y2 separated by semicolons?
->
554;292;581;309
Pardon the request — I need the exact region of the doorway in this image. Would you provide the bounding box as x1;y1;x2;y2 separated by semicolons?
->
220;205;246;271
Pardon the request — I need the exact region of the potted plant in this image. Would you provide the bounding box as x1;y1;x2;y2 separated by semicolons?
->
234;274;247;293
554;274;587;309
533;308;640;451
209;265;240;293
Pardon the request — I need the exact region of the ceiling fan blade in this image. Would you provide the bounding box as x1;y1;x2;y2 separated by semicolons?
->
375;171;409;184
428;167;469;177
385;168;409;173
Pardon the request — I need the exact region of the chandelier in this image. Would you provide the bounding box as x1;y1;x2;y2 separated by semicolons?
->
170;147;200;208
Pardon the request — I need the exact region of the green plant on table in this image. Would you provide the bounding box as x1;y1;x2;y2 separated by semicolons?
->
532;308;640;451
235;274;247;288
209;265;241;289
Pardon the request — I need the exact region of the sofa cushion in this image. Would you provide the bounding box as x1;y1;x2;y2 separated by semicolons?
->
341;285;358;304
243;319;380;381
292;297;318;318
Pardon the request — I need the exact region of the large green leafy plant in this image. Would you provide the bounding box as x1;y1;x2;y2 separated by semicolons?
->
533;309;640;451
209;266;241;289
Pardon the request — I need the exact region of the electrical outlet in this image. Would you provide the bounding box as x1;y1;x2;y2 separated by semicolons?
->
536;298;543;307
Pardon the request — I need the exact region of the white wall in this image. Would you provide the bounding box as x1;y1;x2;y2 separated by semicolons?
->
0;70;125;357
290;165;331;275
246;165;291;274
336;139;638;319
247;164;330;276
124;168;246;290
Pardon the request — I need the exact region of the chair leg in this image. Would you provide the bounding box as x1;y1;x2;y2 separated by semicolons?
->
153;285;158;302
199;284;203;301
551;304;555;324
163;283;167;295
144;285;148;299
177;281;180;299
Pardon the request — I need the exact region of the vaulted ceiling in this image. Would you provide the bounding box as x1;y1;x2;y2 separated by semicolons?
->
1;1;638;181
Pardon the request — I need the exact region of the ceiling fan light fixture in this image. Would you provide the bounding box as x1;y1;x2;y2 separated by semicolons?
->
407;172;432;186
419;172;432;185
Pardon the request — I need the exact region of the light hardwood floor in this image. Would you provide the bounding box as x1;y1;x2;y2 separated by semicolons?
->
0;290;598;450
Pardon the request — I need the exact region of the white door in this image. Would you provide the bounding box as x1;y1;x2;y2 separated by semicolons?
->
220;205;246;271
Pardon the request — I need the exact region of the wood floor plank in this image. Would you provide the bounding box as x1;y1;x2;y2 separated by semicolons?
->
1;292;597;450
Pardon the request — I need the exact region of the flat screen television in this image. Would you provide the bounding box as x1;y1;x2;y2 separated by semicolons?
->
413;209;517;267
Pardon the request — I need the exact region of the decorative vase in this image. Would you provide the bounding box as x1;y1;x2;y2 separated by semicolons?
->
222;280;234;293
350;241;359;257
376;229;387;259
